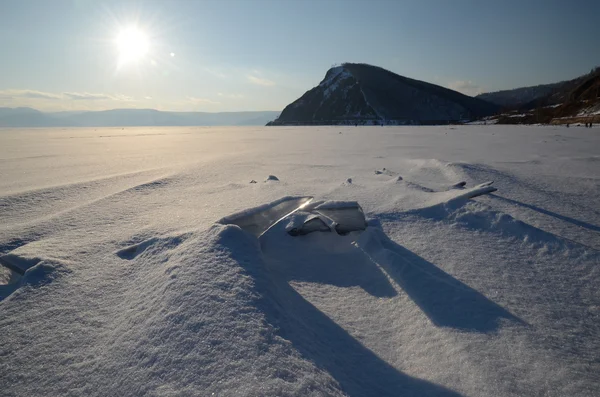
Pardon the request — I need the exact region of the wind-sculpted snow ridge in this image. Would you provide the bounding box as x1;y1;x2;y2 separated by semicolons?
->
0;254;70;301
1;226;348;396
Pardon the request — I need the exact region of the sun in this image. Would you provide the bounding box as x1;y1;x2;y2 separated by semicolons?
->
115;27;149;65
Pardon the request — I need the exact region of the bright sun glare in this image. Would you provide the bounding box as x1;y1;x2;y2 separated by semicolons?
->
115;27;149;65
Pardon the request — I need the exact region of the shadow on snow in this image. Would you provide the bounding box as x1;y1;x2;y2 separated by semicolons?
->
358;225;525;333
489;194;600;233
234;220;524;396
221;225;465;397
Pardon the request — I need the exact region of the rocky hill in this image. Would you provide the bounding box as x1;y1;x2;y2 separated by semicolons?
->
489;68;600;125
267;63;498;126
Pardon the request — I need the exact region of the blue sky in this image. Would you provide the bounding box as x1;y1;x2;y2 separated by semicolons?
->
0;0;598;112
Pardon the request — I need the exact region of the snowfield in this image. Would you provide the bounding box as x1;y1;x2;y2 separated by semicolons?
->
1;125;599;396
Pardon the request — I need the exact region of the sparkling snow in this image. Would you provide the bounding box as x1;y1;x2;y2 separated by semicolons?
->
1;125;599;396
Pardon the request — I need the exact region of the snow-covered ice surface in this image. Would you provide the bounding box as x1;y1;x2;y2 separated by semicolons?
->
1;125;599;396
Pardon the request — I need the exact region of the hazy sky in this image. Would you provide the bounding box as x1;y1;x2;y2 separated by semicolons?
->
1;0;598;112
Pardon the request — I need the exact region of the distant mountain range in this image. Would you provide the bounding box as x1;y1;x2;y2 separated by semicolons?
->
476;83;563;109
0;108;280;128
476;67;600;111
476;67;600;124
267;63;499;125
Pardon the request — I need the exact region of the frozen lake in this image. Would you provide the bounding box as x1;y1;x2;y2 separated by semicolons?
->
1;125;599;396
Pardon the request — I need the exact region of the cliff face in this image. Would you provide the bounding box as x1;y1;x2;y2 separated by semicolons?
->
268;63;498;125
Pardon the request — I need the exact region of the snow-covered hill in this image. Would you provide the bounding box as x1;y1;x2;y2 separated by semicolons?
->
268;63;498;125
1;125;599;396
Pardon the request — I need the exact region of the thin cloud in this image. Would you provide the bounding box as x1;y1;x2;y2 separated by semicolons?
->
0;89;136;111
447;81;483;96
0;89;133;102
63;92;127;101
0;89;62;100
204;68;227;79
187;97;220;105
217;92;244;99
247;75;275;86
112;94;134;101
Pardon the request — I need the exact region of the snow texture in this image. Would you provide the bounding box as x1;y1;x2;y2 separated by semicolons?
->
1;125;599;396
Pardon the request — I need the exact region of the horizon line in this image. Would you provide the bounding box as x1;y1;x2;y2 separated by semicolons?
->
0;106;282;114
